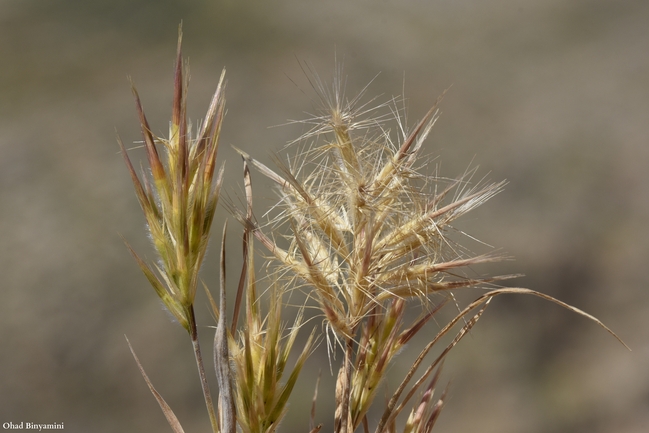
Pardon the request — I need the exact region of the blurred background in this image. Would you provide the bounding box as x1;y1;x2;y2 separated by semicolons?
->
1;0;647;432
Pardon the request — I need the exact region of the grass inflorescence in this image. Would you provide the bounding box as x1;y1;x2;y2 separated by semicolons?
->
119;30;627;433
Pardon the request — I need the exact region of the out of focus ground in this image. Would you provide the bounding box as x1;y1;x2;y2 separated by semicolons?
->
1;1;647;432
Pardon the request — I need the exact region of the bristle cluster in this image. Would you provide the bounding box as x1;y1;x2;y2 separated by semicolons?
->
237;80;507;339
235;73;511;433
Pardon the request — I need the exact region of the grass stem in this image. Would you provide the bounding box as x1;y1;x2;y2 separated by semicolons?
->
188;307;220;433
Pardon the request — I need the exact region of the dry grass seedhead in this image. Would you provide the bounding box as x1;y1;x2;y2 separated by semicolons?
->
121;35;627;433
232;71;512;432
235;83;510;341
232;69;627;433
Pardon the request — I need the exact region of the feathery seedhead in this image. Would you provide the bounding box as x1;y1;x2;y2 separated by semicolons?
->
120;29;226;332
236;73;508;341
233;71;514;432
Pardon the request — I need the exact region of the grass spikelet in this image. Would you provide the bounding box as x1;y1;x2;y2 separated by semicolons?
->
214;159;316;433
120;31;226;333
120;27;225;433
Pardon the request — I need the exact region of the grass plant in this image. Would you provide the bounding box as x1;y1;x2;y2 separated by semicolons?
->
119;30;627;433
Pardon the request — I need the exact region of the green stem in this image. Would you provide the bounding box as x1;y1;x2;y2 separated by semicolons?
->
189;306;220;433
